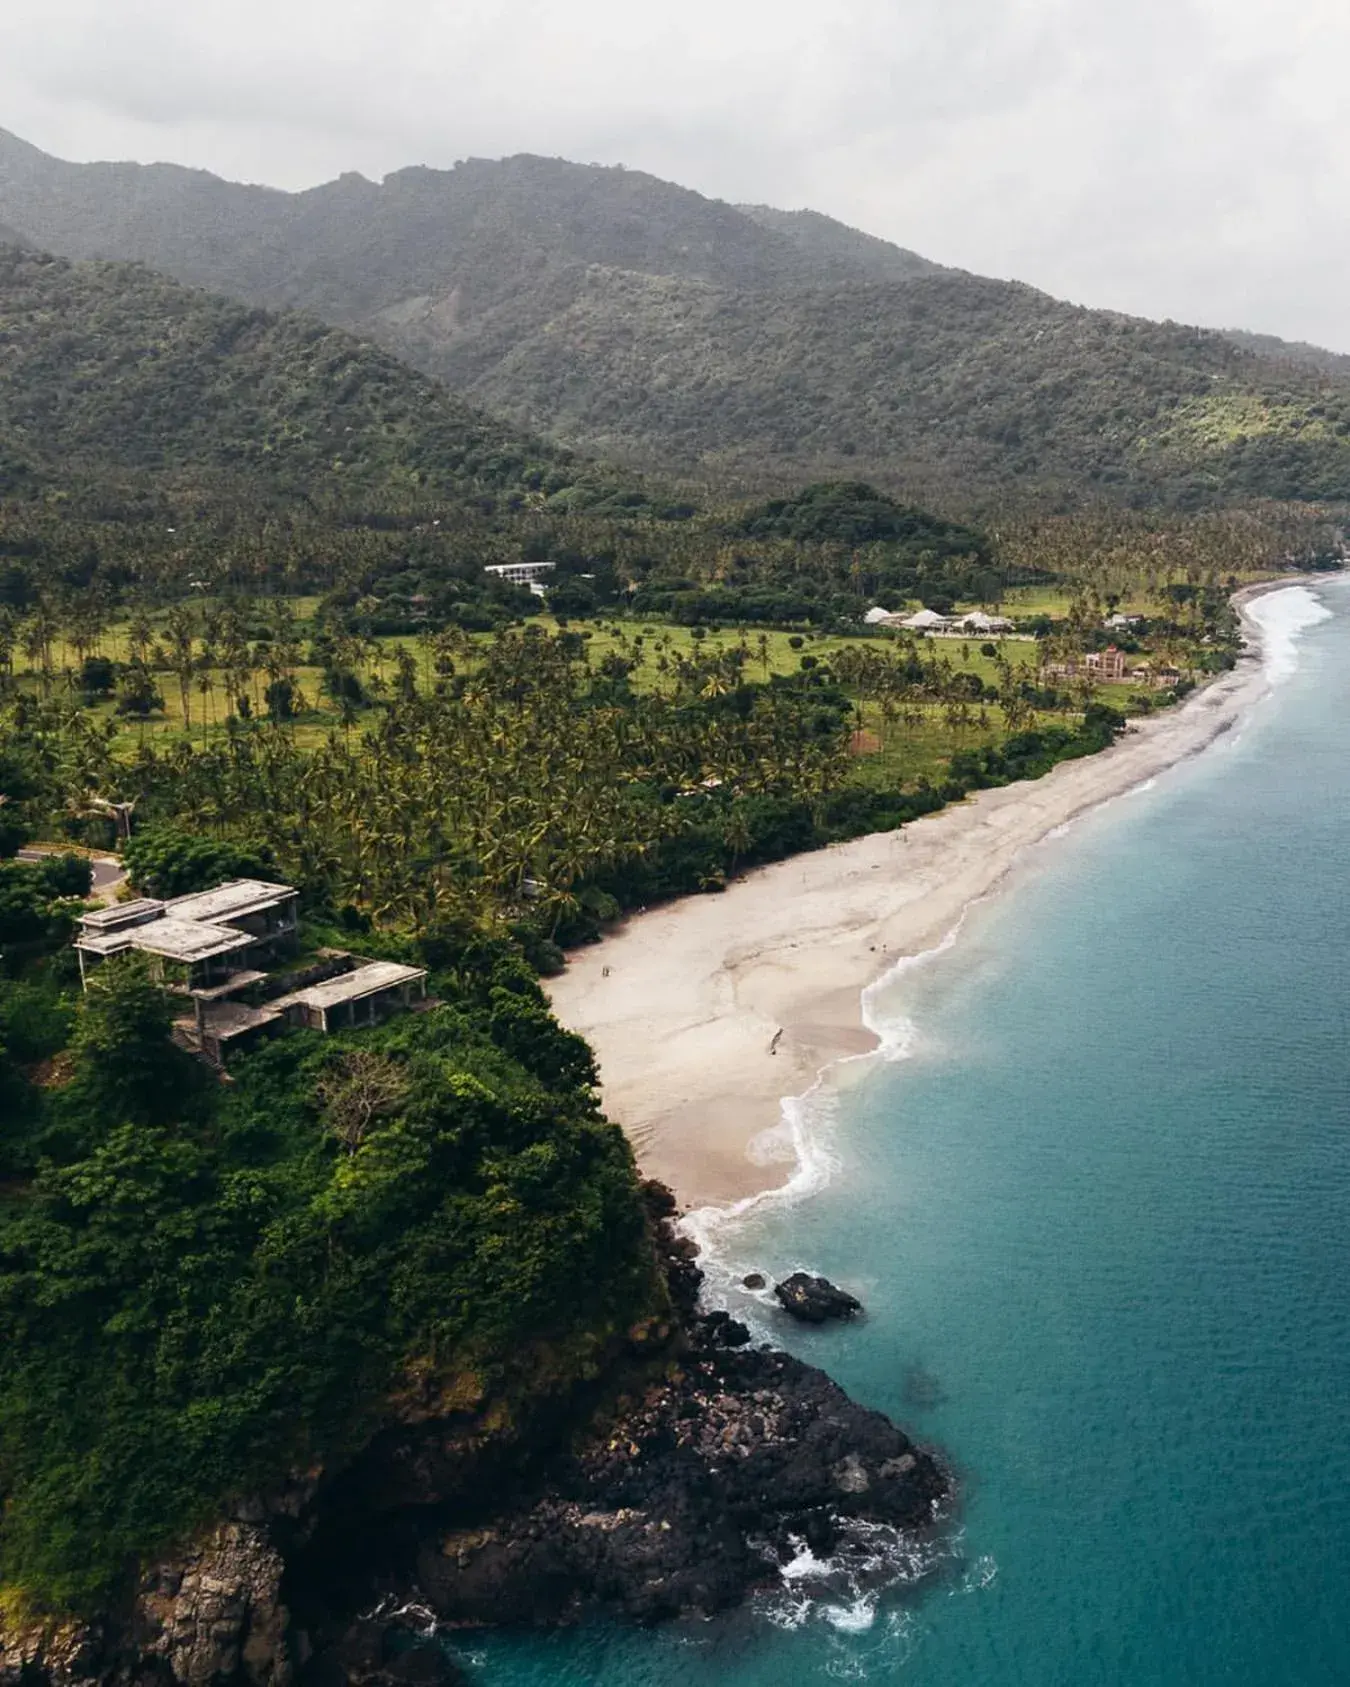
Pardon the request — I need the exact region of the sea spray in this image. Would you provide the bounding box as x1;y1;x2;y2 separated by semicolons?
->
755;1519;950;1640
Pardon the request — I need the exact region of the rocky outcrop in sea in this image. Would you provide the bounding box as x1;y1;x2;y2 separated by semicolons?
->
1;1191;948;1687
773;1271;864;1323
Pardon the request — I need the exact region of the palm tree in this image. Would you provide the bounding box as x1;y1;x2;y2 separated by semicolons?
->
195;653;218;736
21;604;57;695
164;605;197;733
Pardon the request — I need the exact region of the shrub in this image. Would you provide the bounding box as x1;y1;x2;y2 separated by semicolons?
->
123;825;276;898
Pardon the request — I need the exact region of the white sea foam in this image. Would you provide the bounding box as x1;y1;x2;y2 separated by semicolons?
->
360;1593;439;1634
755;1520;950;1641
1247;583;1332;684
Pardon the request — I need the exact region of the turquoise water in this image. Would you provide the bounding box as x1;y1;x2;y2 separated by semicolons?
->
462;581;1350;1685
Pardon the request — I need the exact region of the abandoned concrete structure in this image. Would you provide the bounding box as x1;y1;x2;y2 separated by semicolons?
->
74;879;427;1064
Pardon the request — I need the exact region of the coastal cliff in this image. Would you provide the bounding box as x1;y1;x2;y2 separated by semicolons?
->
0;1195;946;1687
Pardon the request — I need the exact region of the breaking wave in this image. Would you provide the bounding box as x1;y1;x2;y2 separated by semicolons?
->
1246;583;1332;684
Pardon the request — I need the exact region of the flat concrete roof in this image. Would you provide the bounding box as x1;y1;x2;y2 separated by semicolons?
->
275;961;426;1015
78;918;256;964
79;898;165;932
165;879;298;926
201;1001;285;1041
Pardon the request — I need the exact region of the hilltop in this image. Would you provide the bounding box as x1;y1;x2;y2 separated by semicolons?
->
0;244;579;507
0;135;941;311
5;130;1350;507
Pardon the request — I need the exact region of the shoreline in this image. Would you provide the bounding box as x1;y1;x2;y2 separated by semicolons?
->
546;580;1313;1211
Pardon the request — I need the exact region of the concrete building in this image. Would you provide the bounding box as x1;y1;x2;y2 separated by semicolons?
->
75;880;300;991
74;879;426;1065
272;961;427;1033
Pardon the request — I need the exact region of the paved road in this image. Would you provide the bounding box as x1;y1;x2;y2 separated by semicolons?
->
17;846;128;904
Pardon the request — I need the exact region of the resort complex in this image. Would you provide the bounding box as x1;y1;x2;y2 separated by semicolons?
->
74;879;427;1064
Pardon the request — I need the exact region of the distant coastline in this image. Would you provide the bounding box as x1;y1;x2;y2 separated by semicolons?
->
547;578;1323;1212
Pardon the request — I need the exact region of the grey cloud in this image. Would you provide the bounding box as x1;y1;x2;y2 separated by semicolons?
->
2;0;1348;348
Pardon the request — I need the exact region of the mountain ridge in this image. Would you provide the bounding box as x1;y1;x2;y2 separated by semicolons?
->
4;128;1350;506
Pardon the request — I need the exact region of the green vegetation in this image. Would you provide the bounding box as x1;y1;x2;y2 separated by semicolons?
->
0;258;1032;639
0;246;580;505
6;132;1350;506
0;941;661;1612
0;162;1337;1633
0;852;92;959
0;580;1232;945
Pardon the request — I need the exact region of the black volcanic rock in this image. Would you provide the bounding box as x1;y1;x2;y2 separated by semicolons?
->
773;1272;863;1324
1;1201;945;1685
702;1309;752;1347
413;1309;944;1627
306;1622;466;1687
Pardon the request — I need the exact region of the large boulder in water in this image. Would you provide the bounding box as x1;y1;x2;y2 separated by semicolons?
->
773;1273;863;1324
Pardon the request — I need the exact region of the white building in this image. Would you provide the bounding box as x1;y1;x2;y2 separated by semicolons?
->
484;561;557;596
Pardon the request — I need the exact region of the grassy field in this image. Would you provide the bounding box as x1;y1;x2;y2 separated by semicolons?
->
11;596;1170;814
20;608;1054;757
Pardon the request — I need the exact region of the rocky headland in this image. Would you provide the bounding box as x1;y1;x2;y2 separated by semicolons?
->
1;1190;947;1687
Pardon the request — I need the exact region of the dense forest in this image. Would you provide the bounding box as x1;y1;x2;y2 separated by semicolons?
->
0;886;663;1611
6;132;1350;506
0;247;582;506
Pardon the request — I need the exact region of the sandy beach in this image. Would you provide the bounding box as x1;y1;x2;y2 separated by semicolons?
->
547;583;1303;1209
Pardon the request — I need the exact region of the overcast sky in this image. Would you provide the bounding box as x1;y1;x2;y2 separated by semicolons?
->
3;0;1348;350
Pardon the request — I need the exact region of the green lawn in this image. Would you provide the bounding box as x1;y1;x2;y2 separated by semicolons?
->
25;608;1049;752
15;604;1156;768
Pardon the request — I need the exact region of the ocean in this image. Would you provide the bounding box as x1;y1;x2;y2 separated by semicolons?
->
461;579;1350;1685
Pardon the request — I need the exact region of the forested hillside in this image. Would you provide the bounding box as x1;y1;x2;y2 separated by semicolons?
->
420;266;1350;506
0;245;575;506
6;129;1350;507
0;136;930;312
1220;329;1350;380
0;248;1054;621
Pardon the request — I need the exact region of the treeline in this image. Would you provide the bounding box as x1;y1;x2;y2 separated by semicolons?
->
0;479;1023;640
